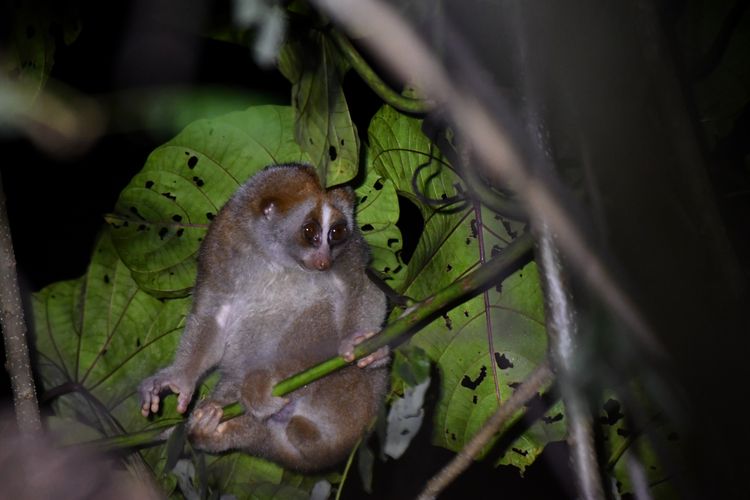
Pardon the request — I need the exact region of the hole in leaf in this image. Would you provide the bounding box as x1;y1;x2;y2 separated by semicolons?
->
460;366;487;390
599;399;624;426
495;352;514;369
396;195;423;265
328;145;337;161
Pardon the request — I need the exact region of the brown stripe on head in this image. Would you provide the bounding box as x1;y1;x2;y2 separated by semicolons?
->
248;164;325;218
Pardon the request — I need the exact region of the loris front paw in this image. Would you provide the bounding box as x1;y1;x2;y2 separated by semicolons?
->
338;331;390;369
138;370;194;416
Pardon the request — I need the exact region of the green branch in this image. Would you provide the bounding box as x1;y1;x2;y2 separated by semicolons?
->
273;232;534;397
329;28;433;114
77;403;244;453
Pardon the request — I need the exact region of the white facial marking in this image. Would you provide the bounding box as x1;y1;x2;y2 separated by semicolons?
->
321;203;333;243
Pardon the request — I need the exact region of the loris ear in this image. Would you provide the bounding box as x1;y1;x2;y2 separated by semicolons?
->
260;198;277;218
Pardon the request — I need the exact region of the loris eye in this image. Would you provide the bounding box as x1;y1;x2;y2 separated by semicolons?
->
302;221;321;245
328;223;349;246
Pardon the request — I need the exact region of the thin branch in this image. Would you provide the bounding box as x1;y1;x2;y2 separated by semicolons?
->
328;28;433;114
72;403;244;453
0;172;42;434
536;218;604;500
418;359;554;500
273;231;534;397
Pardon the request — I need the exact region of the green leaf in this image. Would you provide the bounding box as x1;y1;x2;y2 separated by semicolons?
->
107;105;308;297
33;231;189;435
368;105;563;472
354;161;406;290
279;30;359;186
602;397;680;499
0;1;80;101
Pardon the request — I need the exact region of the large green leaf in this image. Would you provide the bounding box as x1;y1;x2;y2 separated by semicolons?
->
368;104;565;471
354;162;405;291
278;30;359;186
106;105;309;298
33;231;189;435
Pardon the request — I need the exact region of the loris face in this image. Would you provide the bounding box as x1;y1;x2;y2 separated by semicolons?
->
246;165;356;272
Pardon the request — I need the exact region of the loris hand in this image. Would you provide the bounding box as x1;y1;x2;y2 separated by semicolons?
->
138;370;194;416
338;331;390;369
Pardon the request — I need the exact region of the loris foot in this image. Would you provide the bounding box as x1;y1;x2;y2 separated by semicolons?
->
187;401;227;445
338;331;390;368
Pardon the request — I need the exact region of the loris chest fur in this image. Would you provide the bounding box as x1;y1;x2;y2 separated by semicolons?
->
138;163;388;471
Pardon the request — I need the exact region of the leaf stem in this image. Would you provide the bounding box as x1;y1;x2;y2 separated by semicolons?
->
328;29;433;114
272;232;534;397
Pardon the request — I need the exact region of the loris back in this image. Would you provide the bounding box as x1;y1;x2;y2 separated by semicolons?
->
139;164;388;471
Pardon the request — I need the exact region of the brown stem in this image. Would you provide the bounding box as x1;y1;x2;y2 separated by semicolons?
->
0;171;41;433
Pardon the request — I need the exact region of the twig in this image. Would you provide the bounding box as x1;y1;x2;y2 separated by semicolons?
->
418;359;554;500
328;28;433;114
0;172;42;434
273;231;534;397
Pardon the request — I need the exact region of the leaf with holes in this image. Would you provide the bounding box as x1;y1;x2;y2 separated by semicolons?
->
106;105;308;298
278;30;359;186
368;104;564;471
601;396;680;499
33;231;189;437
354;160;406;291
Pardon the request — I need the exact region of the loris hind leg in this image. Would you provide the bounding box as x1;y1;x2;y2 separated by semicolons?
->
186;400;330;471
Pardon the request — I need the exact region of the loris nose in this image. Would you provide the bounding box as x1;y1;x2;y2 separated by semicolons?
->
315;257;331;271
